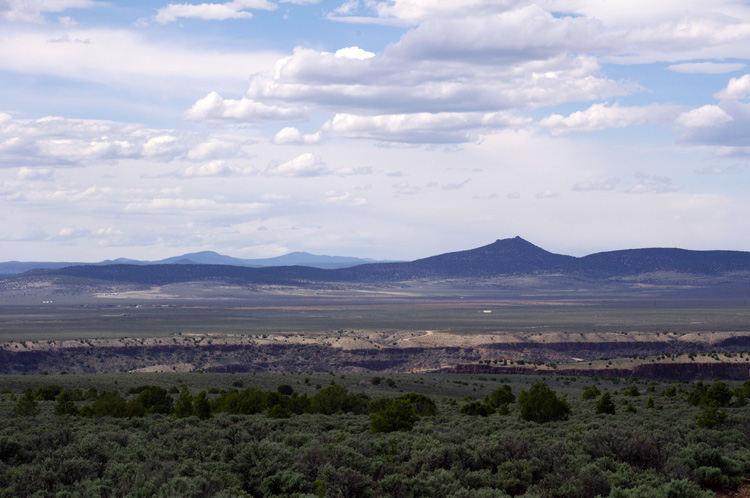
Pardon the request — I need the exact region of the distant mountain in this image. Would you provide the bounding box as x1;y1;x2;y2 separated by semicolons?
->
0;251;379;276
339;236;578;281
578;248;750;277
0;261;87;276
7;236;750;288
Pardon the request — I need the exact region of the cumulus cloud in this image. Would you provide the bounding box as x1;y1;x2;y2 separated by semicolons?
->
674;105;733;129
274;111;530;144
323;190;367;206
185;138;243;161
0;114;244;167
180;160;256;178
535;191;559;199
264;152;371;176
675;75;750;155
17;167;53;181
183;91;308;122
244;46;634;116
265;153;328;177
539;103;684;134
331;1;750;64
714;74;750;100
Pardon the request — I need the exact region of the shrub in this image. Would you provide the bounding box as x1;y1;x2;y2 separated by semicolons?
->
517;382;570;423
596;392;616;415
13;390;40;417
174;385;193;418
54;389;78;416
696;402;727;428
488;385;515;407
460;401;494;417
582;384;601;400
370;398;419;433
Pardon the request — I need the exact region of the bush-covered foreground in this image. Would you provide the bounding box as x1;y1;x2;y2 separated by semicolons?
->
1;374;750;497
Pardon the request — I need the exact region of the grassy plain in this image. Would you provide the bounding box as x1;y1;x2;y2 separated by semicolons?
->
2;282;750;343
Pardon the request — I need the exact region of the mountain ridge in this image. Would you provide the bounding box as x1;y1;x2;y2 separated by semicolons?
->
0;251;381;276
6;236;750;288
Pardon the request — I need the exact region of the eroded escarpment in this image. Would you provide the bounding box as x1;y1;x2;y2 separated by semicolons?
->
446;361;750;381
1;330;750;378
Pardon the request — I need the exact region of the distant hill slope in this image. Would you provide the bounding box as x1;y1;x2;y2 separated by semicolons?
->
339;236;577;281
4;236;750;287
0;251;378;276
19;263;340;287
578;248;750;277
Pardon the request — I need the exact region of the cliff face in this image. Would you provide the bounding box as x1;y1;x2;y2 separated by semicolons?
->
0;343;482;375
445;362;750;381
2;333;749;379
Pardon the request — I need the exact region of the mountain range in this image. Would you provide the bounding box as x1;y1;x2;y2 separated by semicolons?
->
5;236;750;287
0;251;379;276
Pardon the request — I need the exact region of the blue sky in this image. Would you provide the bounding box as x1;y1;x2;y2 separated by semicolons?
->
1;0;750;262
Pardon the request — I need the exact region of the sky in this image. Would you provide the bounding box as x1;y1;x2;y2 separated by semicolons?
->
1;0;750;262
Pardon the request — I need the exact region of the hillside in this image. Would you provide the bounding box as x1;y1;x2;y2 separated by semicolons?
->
4;236;750;289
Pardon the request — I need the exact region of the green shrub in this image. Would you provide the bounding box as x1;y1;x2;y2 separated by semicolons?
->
13;390;40;417
582;384;601;400
370;398;419;433
596;392;616;415
517;382;570;423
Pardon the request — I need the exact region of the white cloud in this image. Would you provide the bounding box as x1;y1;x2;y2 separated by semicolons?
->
124;197;266;213
627;173;681;194
0;114;243;167
572;179;619;191
667;62;746;74
272;126;323;145
183;91;308;122
332;0;359;15
244;46;634;116
332;1;750;65
0;28;283;96
539;103;683;134
535;191;559;199
0;0;100;23
334;46;375;60
58;16;77;27
672;75;750;156
149;0;277;24
695;165;745;175
441;179;471;190
714;74;750;100
265;152;328;177
181;160;256;178
387;5;602;63
17;167;53;181
264;152;372;176
323;190;367;206
185;138;243;161
274;111;530;144
356;0;521;25
674;105;733;129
